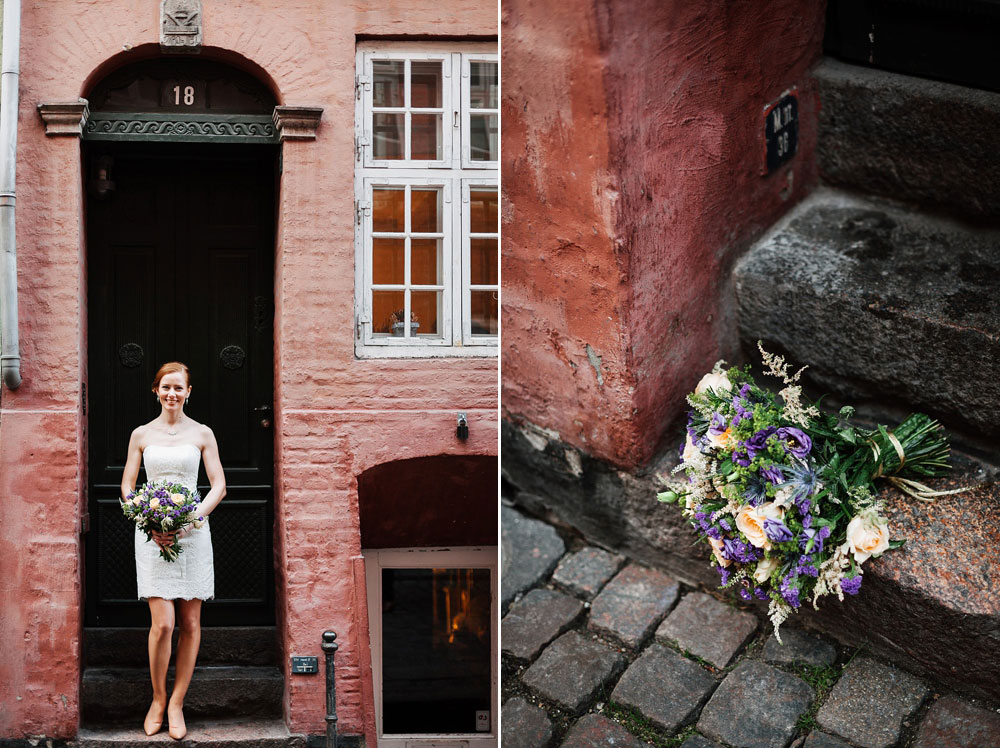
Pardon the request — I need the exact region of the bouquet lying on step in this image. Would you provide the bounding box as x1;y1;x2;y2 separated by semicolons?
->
658;343;966;638
121;480;205;562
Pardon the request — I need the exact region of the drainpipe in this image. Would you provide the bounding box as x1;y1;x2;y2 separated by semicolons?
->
0;0;22;389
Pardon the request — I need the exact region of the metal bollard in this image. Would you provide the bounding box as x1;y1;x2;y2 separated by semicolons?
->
321;630;339;748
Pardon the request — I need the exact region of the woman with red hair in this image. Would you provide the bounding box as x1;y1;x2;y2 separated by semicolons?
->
120;361;227;740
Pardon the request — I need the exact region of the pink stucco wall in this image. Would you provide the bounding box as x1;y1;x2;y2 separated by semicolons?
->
501;0;824;468
0;1;498;743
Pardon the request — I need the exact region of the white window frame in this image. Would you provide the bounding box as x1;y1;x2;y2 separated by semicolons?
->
461;53;499;170
355;43;498;358
363;546;498;748
462;180;499;346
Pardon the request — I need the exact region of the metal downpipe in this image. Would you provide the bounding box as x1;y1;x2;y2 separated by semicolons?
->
0;0;22;390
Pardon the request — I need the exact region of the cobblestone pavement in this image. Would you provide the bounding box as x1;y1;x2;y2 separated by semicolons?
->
501;504;1000;748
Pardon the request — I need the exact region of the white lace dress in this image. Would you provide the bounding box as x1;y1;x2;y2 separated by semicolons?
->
135;443;215;601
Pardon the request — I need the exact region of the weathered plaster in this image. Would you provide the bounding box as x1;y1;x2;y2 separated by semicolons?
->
502;0;824;468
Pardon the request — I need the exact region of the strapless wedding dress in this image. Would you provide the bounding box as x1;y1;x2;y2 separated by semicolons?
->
134;443;215;601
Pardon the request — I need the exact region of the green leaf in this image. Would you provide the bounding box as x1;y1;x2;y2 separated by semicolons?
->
718;459;734;476
888;539;907;549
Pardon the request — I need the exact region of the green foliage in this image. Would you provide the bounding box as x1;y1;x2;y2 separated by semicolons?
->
605;702;699;747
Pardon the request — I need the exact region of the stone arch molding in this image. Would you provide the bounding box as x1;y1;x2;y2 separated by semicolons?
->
38;44;322;142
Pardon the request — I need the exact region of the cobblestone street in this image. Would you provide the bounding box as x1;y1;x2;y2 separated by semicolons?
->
501;504;1000;748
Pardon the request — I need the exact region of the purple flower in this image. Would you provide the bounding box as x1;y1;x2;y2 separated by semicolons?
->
745;427;777;458
739;588;752;601
775;427;812;458
801;513;813;529
760;465;784;485
706;527;721;540
795;554;819;577
732;449;751;467
780;573;802;608
718;567;731;585
800;525;831;554
841;575;862;595
709;412;727;436
739;383;752;399
723;538;763;564
764;518;794;543
719;519;732;532
753;586;769;600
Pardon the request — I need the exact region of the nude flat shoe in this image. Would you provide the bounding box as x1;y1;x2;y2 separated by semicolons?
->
167;704;187;740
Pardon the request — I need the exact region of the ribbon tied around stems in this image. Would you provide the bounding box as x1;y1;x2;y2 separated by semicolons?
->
868;432;972;502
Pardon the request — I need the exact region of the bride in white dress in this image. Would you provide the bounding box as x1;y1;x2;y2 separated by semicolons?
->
120;361;227;740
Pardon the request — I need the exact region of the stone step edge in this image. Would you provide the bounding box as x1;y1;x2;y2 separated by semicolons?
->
84;626;279;667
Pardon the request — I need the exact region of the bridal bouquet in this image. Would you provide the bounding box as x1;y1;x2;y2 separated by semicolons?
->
122;480;205;562
658;343;965;637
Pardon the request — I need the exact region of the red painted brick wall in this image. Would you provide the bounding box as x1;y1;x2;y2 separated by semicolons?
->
0;1;497;743
502;0;824;468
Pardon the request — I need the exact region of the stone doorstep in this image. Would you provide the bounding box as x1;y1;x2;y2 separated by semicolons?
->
81;666;283;722
815;58;1000;219
72;719;365;748
83;626;279;667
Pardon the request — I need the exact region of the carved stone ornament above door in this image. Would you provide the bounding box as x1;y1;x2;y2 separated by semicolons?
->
161;0;202;52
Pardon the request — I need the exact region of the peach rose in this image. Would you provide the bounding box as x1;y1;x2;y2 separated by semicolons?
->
754;556;780;583
149;498;160;509
707;536;731;568
682;433;701;463
695;371;732;396
736;502;785;549
846;514;890;563
170;493;185;503
706;427;736;451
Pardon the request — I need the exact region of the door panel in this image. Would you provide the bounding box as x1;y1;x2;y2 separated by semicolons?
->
86;142;277;626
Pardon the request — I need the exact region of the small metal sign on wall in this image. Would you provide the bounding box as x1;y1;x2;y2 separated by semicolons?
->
763;89;798;175
161;0;202;52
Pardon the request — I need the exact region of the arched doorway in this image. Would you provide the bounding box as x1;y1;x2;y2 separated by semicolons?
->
84;57;278;627
359;455;499;748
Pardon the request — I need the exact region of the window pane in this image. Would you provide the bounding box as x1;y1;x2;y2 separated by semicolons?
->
471;291;498;336
410;61;442;108
469;62;498;109
411;188;440;233
470;239;498;285
412;239;442;285
373;188;405;233
381;568;491;734
373;238;405;285
470;114;498;162
411;291;441;336
470;190;498;234
372;291;406;336
411;114;442;160
373;113;404;160
373;60;404;107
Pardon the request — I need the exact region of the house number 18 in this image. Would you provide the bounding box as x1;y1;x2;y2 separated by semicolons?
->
173;85;195;106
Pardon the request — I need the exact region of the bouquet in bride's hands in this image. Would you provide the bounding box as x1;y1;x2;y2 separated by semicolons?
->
658;342;969;639
122;480;205;562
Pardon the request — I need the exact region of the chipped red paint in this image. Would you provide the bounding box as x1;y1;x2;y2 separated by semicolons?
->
0;1;497;743
502;0;825;468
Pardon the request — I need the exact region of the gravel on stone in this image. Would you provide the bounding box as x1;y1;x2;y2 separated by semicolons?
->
552;546;625;599
501;696;553;748
502;506;566;611
762;629;837;669
588;564;679;648
803;731;854;748
816;655;928;748
522;630;626;715
681;736;723;748
656;592;757;669
559;713;647;748
610;644;717;733
698;660;814;748
912;695;1000;748
502;588;584;662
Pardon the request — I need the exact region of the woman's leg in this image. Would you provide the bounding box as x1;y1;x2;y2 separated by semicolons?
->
146;597;175;730
168;598;202;734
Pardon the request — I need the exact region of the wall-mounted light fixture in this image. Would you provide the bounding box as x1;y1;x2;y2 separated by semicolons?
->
457;412;469;440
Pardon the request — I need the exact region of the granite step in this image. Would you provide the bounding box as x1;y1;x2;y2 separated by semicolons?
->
81;666;283;723
734;188;1000;454
73;718;302;748
84;626;279;667
815;57;1000;219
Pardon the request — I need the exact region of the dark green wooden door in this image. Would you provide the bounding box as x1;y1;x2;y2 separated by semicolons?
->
86;142;276;626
